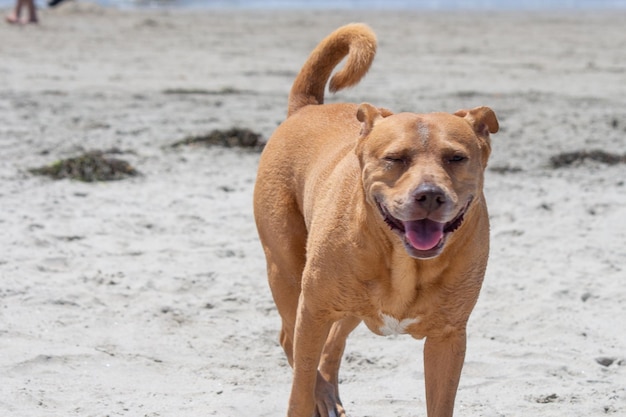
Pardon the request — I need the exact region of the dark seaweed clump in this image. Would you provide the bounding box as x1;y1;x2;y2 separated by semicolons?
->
170;128;264;151
550;150;626;168
30;150;139;182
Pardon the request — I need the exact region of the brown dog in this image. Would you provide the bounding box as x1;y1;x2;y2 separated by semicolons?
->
254;23;498;417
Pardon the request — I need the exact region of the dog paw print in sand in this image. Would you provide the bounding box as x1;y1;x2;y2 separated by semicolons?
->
29;149;139;182
170;127;265;151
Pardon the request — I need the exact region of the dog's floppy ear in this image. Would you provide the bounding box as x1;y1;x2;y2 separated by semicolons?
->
455;106;498;166
454;106;499;137
357;103;393;137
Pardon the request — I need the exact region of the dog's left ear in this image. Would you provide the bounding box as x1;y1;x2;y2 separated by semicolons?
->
357;103;393;137
455;106;498;167
454;106;499;137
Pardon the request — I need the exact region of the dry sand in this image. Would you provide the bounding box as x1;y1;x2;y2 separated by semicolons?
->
1;3;625;416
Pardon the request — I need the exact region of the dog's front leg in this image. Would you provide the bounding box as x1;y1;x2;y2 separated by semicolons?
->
423;330;467;417
288;298;333;417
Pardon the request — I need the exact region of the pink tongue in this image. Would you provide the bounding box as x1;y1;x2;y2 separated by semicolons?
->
404;219;444;251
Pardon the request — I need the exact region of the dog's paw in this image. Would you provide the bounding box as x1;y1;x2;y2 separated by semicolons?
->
315;374;347;417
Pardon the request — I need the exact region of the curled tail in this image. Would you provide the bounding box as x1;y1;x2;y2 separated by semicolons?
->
287;23;377;117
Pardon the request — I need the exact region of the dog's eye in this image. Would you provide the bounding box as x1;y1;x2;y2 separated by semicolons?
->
382;154;407;164
448;154;468;163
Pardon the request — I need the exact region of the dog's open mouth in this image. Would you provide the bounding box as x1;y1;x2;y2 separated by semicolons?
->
377;198;472;258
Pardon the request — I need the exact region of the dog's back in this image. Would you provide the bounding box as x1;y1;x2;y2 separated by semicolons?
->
255;24;379;226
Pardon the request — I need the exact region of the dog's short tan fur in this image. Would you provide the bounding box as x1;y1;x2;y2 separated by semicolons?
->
254;23;499;417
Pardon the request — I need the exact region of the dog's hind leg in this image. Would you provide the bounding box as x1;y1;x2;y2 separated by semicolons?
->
257;207;308;367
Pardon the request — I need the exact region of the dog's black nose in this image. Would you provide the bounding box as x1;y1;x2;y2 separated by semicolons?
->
413;185;446;212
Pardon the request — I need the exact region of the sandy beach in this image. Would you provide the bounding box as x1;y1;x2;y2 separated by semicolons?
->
1;3;625;416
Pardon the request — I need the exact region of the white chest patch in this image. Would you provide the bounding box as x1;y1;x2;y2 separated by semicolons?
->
379;313;421;336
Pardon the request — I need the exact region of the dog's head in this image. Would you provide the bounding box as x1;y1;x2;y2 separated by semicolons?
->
355;104;498;259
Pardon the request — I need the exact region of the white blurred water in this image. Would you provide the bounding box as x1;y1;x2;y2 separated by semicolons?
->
1;0;626;9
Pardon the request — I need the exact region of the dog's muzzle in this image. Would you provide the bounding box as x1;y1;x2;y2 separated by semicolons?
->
377;197;473;259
